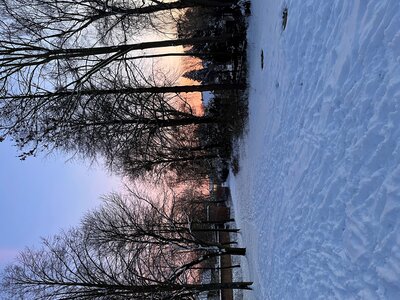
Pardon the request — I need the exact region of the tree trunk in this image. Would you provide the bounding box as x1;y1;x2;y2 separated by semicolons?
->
30;281;252;294
8;36;235;60
100;0;236;17
224;247;246;256
143;154;219;165
122;51;236;61
191;228;240;233
182;218;235;225
179;281;253;292
3;83;246;100
71;115;219;128
189;264;240;270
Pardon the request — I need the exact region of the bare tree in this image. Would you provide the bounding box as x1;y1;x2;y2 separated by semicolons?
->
0;49;241;177
0;33;242;96
82;189;244;254
0;0;245;180
0;79;227;180
0;0;236;45
1;228;251;299
0;188;251;299
0;0;243;94
0;1;243;178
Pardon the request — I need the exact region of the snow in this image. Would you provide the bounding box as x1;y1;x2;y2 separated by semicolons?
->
229;0;400;299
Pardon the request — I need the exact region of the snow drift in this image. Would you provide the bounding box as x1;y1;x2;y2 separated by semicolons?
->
230;0;400;299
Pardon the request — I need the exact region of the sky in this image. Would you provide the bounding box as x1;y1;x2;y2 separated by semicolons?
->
0;139;123;271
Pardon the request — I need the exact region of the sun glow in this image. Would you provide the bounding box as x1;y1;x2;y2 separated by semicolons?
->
178;55;204;116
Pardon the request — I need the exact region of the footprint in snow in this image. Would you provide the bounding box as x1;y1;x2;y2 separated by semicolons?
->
261;50;264;69
282;7;288;31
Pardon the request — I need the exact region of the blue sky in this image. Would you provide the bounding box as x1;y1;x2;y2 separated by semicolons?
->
0;139;122;270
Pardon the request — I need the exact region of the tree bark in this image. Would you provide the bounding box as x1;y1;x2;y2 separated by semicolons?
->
4;36;235;60
224;247;246;256
28;281;252;293
3;83;245;100
97;0;235;18
70;115;219;128
121;51;235;61
191;228;240;233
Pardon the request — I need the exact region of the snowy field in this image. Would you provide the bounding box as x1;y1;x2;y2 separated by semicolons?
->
229;0;400;299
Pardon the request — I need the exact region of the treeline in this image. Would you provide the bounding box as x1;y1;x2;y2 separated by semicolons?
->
0;0;250;298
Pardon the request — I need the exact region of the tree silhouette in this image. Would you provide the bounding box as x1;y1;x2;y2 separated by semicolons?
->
1;189;251;299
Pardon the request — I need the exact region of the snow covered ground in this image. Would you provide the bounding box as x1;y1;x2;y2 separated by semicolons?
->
229;0;400;299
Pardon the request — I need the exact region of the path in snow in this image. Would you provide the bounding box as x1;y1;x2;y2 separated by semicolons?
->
229;0;400;299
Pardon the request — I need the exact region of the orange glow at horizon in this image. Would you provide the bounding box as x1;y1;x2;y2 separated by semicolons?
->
178;56;204;116
155;48;204;116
